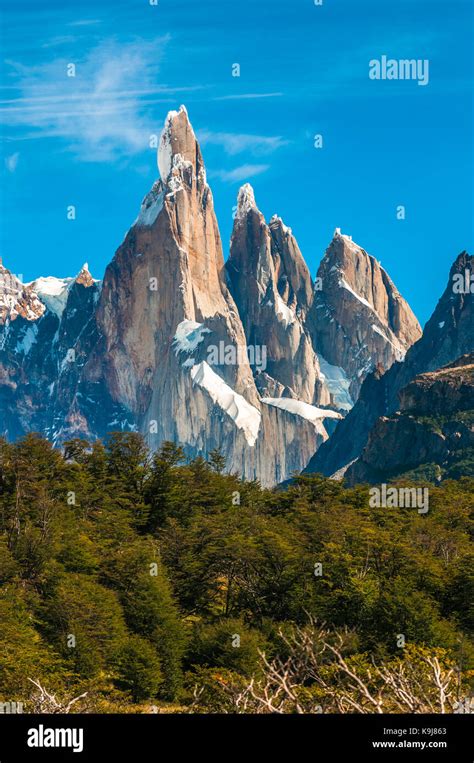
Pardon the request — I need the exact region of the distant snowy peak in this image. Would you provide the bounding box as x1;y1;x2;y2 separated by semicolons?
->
0;264;45;323
27;276;73;318
27;264;99;318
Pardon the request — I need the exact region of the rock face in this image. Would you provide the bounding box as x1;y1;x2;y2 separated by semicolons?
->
0;106;436;486
305;252;474;478
307;229;422;402
345;355;474;484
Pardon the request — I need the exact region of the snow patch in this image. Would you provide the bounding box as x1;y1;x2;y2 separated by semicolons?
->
190;361;261;446
371;323;405;358
317;354;354;410
135;183;164;228
158;111;177;181
330;458;357;481
16;323;39;354
173;320;211;356
261;397;342;429
270;214;292;235
236;183;257;219
274;293;296;327
339;278;373;311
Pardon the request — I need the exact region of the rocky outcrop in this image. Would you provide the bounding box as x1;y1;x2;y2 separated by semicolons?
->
398;355;474;416
305;253;473;479
307;229;421;402
344;355;474;484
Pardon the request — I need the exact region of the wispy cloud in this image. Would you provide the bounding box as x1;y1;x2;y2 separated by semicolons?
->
41;36;77;49
67;19;102;27
5;152;20;172
208;164;270;184
214;92;283;101
198;130;288;156
0;36;200;162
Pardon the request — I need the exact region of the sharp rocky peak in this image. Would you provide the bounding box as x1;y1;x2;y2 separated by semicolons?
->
75;262;96;288
236;183;259;219
157;105;206;186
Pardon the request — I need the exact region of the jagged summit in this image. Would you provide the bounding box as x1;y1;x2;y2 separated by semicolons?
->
227;182;324;406
270;215;292;236
332;227;353;242
75;263;96;288
157;105;205;185
236;183;258;219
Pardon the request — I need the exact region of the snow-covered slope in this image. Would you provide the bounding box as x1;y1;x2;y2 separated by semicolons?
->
26;276;73;318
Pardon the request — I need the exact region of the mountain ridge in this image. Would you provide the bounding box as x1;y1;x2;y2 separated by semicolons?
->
0;106;459;487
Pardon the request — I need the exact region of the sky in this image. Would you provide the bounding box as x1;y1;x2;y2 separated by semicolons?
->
0;0;472;326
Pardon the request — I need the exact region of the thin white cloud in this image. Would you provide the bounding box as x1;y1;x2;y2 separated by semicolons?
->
41;36;77;49
214;92;283;101
198;130;288;156
5;152;20;172
208;164;270;184
67;19;102;27
1;36;192;162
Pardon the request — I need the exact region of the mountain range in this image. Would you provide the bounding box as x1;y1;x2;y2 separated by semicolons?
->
0;106;471;486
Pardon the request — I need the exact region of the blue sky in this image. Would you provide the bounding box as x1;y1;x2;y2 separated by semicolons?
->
0;0;472;325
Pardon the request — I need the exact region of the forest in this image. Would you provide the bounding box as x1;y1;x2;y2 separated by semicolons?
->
0;432;472;713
